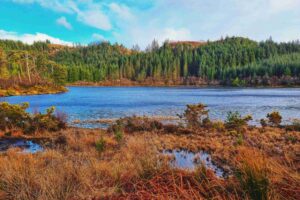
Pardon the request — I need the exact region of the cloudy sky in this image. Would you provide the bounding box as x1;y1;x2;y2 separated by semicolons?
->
0;0;299;48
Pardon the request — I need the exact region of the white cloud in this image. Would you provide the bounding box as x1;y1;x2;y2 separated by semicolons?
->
12;0;73;13
77;8;111;30
160;28;192;42
92;33;105;41
109;3;134;20
114;26;193;49
0;29;73;46
269;0;300;13
56;16;72;30
9;0;300;47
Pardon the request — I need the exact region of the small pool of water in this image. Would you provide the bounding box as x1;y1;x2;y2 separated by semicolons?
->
0;139;43;153
163;149;225;178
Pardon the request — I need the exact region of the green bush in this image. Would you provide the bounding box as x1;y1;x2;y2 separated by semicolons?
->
236;134;244;145
95;137;106;153
0;102;30;130
114;129;123;143
0;102;66;134
180;103;210;128
109;116;163;133
225;111;252;132
260;119;267;127
211;120;225;131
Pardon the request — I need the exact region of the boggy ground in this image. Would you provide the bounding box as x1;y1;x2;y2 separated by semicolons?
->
0;117;299;200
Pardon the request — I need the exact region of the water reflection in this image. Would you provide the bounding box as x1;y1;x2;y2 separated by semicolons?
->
0;139;43;153
163;149;225;178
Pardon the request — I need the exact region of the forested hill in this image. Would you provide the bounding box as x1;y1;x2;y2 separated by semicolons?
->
54;37;300;86
1;37;300;88
0;40;68;96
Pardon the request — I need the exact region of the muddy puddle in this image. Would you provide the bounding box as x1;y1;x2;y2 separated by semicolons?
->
163;149;226;178
0;139;43;153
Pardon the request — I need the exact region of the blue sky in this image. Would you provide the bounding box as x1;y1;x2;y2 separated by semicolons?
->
0;0;299;48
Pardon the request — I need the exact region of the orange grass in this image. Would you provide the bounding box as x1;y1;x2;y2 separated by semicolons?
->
0;123;299;199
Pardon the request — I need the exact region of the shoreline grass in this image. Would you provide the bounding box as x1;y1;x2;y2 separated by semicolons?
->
0;103;299;199
0;85;68;97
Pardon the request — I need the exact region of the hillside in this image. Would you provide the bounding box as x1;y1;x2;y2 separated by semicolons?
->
53;37;300;86
1;37;300;94
0;40;68;96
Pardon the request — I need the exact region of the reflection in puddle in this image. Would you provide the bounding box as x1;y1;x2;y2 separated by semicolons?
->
0;139;43;153
163;149;225;178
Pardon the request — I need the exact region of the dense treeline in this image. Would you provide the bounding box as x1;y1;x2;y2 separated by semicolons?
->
1;37;300;87
53;37;300;85
226;53;300;86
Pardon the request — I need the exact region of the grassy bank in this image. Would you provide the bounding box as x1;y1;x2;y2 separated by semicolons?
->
0;85;68;97
0;103;299;199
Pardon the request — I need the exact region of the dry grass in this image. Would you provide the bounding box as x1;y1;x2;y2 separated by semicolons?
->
0;122;299;199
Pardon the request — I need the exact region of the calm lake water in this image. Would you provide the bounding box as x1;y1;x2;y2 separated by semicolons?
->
1;86;300;127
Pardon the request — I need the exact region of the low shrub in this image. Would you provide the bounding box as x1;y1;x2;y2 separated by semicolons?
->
163;124;179;133
225;111;252;133
114;129;123;143
0;102;30;130
0;102;66;134
211;120;225;131
260;119;268;127
266;111;282;127
28;107;67;133
109;116;163;133
95;137;106;153
236;134;244;146
180;103;210;128
285;119;300;131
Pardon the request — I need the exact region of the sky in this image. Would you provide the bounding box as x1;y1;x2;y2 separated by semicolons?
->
0;0;299;48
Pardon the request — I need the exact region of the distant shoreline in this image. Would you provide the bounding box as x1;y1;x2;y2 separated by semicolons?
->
2;83;300;98
0;85;68;97
67;82;300;89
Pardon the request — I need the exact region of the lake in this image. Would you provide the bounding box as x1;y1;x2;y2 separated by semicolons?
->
1;86;300;127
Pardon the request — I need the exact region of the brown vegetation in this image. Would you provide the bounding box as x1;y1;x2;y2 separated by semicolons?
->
0;103;299;199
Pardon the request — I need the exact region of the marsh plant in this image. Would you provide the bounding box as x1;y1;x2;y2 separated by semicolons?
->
236;149;270;200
